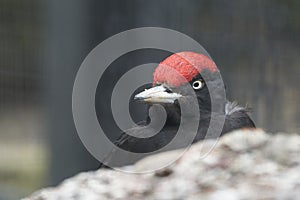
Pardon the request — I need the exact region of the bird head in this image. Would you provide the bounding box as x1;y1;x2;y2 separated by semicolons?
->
134;52;224;115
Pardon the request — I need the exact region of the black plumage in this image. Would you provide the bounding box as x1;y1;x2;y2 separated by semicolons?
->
101;52;255;167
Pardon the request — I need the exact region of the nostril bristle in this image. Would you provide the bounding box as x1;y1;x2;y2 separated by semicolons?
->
165;88;173;93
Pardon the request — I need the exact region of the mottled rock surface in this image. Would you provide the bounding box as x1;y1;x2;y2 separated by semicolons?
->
23;129;300;200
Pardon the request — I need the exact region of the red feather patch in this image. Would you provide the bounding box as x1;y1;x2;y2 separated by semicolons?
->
153;52;218;87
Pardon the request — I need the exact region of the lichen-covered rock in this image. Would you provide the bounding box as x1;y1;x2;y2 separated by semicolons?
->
23;129;300;200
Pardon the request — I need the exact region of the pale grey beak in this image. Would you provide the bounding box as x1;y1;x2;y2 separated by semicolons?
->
134;85;182;104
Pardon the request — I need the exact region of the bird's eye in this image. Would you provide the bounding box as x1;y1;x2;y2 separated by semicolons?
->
192;80;204;90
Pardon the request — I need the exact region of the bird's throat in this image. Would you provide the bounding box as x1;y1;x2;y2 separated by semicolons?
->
146;103;213;127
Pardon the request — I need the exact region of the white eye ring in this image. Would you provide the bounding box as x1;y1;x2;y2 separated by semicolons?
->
192;80;204;90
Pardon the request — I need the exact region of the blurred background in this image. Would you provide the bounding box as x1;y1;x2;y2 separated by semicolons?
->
0;0;299;199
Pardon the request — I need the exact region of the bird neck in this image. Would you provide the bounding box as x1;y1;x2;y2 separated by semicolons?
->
146;102;224;127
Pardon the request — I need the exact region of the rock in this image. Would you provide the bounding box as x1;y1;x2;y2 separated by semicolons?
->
23;129;300;200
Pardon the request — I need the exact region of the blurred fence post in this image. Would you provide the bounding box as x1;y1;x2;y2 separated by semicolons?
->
43;0;99;186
